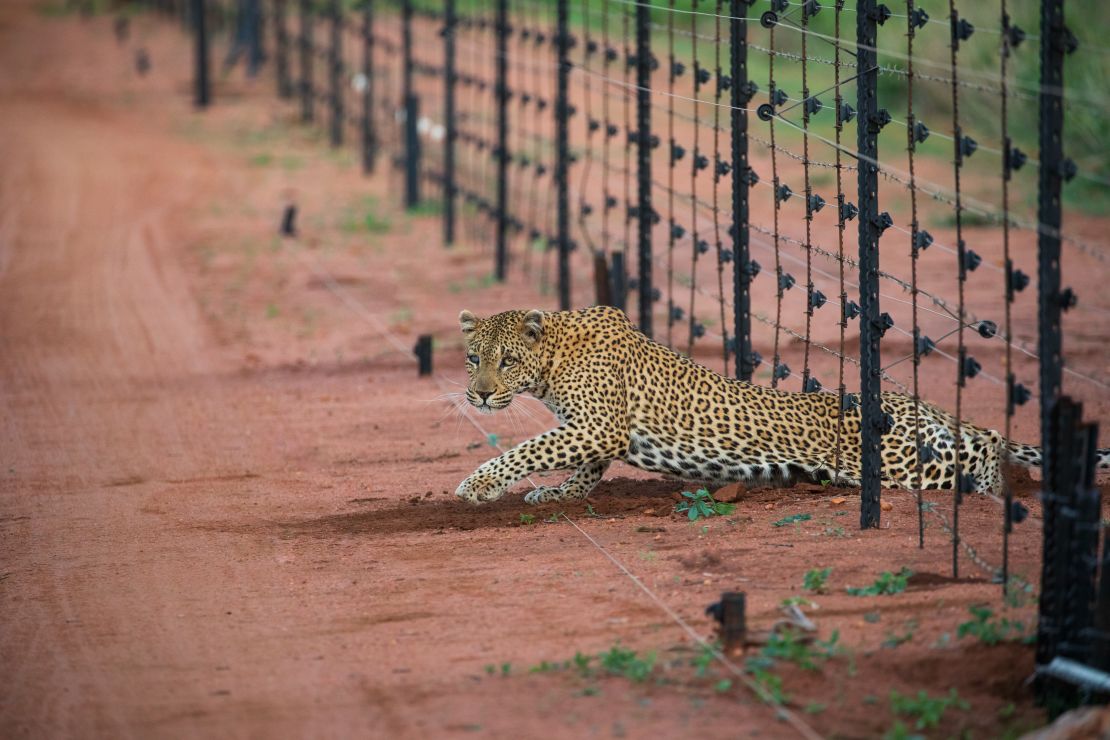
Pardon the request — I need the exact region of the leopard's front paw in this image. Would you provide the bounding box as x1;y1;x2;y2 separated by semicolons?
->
524;486;564;505
455;472;509;505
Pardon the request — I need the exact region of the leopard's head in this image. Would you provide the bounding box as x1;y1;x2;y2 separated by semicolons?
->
458;309;545;414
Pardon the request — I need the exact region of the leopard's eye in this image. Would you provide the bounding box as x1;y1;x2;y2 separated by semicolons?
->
500;356;516;369
467;354;480;365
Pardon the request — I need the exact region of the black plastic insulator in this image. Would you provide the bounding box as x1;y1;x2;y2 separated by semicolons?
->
843;300;861;320
739;80;758;103
693;153;709;171
958;472;977;494
778;271;795;292
915;332;935;357
757;103;775;122
1059;158;1077;181
589;118;600;132
910;7;928;29
1007;145;1027;173
918;444;938;463
807;194;825;214
804;96;822;116
873;312;894;337
771;88;788;107
842;393;860;412
606;123;618;138
694;63;711;87
838;102;855;125
976;320;997;339
671;141;686;163
721;249;733;263
870;4;891;25
1010;500;1029;524
803;376;822;393
745;168;759;186
760;11;778;28
1058;287;1077;311
959;135;978;160
870;108;892;132
717;72;732;92
744;259;761;279
671;59;685;78
604;46;617;62
954;17;974;41
669;304;685;322
776;183;793;203
809;288;827;311
1009;378;1031;408
691;322;706;338
696;239;710;255
1007;24;1026;48
874;211;893;233
671;222;686;240
839;200;858;222
878;413;895;434
773;362;791;380
962;247;981;273
716;159;731;177
961;352;981;380
1007;263;1029;296
802;0;821;18
914;229;933;252
913;120;930;144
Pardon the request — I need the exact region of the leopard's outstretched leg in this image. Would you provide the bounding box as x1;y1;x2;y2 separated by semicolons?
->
524;460;611;504
455;424;627;504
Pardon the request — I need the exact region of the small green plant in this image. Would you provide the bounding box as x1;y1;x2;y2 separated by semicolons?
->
544;511;563;523
889;688;969;730
882;721;924;740
957;605;1032;645
804;702;827;715
484;664;496;676
846;567;914;596
674;489;736;521
762;629;842;671
745;656;788;705
519;513;535;526
714;679;733;693
772;513;812;527
598;644;656;682
882;620;918;649
500;662;511;677
691;641;719;677
584;503;602;518
804;567;832;594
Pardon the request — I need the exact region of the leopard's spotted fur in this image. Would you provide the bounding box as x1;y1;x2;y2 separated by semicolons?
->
454;306;1109;505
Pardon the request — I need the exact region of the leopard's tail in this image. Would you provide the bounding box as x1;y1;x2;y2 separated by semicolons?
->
1005;440;1110;470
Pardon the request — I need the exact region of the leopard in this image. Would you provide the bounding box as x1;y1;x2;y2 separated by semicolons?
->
453;305;1110;505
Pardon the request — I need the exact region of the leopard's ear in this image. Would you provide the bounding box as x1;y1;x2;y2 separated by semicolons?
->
459;310;480;334
521;309;544;345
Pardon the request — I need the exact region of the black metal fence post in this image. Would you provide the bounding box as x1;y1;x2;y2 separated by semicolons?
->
192;0;210;108
443;0;457;245
1036;0;1068;470
361;0;376;174
1036;397;1103;710
730;0;752;380
495;0;509;278
298;0;313;123
402;0;420;208
555;0;571;309
274;0;292;98
634;1;653;335
328;0;342;147
855;0;889;529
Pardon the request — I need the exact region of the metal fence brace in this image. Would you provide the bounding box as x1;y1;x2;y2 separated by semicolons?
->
327;0;342;148
361;0;376;174
443;0;456;244
401;0;419;208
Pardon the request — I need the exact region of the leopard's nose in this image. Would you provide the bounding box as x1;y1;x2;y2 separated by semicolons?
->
477;391;493;403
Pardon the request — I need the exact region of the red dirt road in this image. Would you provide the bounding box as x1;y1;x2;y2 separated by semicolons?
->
1;4;1106;739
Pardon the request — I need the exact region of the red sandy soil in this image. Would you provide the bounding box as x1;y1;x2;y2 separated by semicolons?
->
1;3;1108;739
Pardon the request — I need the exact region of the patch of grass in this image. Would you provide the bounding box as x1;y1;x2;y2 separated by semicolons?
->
519;513;535;526
957;605;1033;646
407;200;443;217
889;688;969;731
674;488;736;521
846;567;913;597
248;153;274;167
598;645;657;683
762;629;843;671
771;513;812;528
803;567;831;594
265;303;280;319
